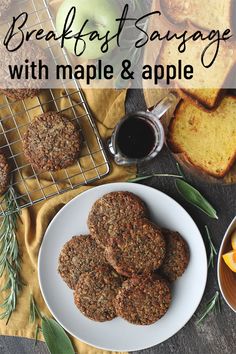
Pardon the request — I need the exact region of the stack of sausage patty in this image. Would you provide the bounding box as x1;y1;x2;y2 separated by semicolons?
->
58;192;190;325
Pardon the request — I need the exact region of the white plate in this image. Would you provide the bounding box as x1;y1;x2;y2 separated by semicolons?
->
38;183;207;352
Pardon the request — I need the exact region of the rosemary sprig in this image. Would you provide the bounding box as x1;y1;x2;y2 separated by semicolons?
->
29;294;43;346
29;293;43;323
196;291;221;325
176;163;186;179
128;173;183;183
35;324;40;347
0;185;23;324
205;225;217;268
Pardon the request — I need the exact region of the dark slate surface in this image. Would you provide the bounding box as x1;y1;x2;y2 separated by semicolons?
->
1;89;235;354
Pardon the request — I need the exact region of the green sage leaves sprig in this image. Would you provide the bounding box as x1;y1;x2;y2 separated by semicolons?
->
129;168;218;220
42;318;75;354
175;179;218;219
29;295;75;354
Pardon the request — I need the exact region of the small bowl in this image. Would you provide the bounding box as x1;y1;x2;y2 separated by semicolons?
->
217;216;236;312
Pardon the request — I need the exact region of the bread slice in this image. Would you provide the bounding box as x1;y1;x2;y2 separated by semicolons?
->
160;0;234;32
176;88;226;112
168;96;236;178
158;31;236;110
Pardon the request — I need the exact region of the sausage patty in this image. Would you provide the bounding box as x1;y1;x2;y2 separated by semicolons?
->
88;191;147;247
105;218;166;277
160;229;190;281
58;235;108;290
0;153;10;195
0;40;48;100
114;274;171;325
74;266;124;322
23;111;81;171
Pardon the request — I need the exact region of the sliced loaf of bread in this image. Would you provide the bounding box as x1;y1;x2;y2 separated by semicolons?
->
158;32;236;110
168;96;236;178
176;88;226;112
160;0;233;32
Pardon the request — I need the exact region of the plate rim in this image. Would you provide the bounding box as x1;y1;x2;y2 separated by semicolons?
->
38;182;208;352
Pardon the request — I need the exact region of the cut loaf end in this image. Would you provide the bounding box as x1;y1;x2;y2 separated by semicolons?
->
168;96;236;178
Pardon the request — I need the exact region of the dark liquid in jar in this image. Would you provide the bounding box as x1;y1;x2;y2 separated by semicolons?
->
117;117;156;159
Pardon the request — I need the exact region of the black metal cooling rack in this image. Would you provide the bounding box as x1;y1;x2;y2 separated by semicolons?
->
0;0;110;216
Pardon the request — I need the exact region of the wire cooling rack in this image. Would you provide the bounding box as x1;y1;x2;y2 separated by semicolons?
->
0;0;110;216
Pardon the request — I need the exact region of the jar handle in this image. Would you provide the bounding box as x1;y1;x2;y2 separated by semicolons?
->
147;92;178;119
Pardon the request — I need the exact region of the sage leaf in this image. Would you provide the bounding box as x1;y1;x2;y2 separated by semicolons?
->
42;317;75;354
175;179;218;219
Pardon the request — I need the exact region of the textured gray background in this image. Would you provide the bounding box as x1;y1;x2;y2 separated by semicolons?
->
0;89;235;353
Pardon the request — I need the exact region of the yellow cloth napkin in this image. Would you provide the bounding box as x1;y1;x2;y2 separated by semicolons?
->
0;88;136;354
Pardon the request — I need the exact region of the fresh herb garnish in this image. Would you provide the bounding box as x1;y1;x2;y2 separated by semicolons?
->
29;294;42;346
29;293;42;323
29;295;75;354
129;166;218;220
34;323;40;347
128;173;183;183
175;179;218;219
176;162;186;179
196;291;221;325
42;317;75;354
205;225;217;268
0;185;23;324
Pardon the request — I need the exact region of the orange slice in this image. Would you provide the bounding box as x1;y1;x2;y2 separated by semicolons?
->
223;251;236;273
231;230;236;250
